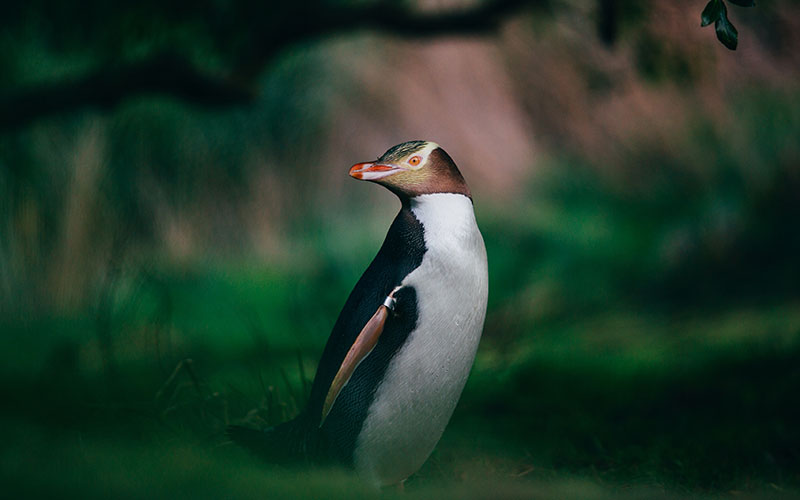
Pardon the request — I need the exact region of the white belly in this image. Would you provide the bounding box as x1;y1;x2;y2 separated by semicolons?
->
353;193;489;487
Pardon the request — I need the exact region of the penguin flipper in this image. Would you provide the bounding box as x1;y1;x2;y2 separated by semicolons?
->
320;291;399;425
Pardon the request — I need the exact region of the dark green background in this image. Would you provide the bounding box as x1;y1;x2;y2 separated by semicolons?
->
1;1;798;497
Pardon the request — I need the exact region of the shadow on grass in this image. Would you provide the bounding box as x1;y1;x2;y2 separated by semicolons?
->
453;341;800;491
2;322;798;497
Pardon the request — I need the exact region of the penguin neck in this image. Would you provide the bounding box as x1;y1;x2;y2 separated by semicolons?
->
405;193;478;248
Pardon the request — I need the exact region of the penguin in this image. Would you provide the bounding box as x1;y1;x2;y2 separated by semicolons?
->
229;140;488;488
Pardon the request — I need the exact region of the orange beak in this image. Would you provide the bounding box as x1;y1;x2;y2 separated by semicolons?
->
349;161;405;181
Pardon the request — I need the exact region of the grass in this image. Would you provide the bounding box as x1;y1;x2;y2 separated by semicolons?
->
1;255;798;498
2;92;799;498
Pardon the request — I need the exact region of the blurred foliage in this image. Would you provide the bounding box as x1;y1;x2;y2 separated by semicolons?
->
488;91;800;313
1;0;800;498
2;89;800;497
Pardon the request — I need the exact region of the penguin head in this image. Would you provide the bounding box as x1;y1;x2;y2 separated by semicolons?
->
349;140;471;199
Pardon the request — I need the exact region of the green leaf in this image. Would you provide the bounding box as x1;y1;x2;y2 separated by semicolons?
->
728;0;755;7
715;1;739;50
701;0;722;27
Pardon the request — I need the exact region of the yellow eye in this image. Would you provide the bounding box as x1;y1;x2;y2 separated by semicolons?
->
409;156;421;166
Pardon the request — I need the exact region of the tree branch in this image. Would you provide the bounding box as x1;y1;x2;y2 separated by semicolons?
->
0;53;255;131
0;0;536;131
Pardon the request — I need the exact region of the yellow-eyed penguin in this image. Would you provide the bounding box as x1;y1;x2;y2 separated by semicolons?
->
229;140;488;487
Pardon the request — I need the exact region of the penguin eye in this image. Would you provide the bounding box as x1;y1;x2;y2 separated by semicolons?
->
409;156;422;166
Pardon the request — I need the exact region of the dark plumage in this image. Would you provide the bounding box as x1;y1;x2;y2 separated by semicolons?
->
229;208;424;461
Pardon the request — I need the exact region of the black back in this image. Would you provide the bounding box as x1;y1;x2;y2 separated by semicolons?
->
306;205;426;464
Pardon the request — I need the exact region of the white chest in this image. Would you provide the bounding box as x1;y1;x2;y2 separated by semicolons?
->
353;194;489;487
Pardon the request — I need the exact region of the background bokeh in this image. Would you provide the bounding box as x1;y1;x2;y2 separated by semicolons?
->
2;1;799;497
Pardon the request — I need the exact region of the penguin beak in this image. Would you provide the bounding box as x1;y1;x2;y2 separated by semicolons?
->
349;161;406;181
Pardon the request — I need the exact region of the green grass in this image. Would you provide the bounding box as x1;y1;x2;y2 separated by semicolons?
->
1;257;798;498
2;91;799;497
